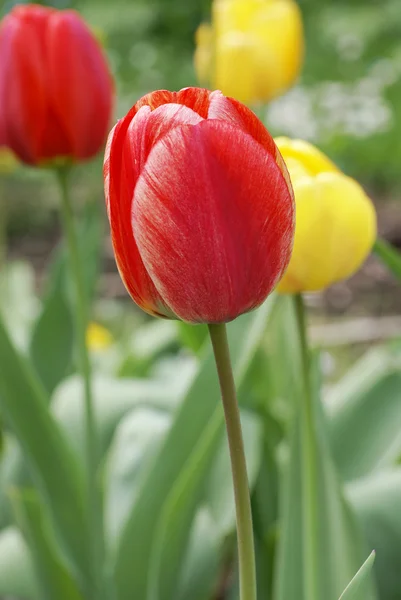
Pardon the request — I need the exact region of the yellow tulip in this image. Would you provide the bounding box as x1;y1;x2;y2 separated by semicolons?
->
194;0;304;105
86;322;113;351
275;137;377;294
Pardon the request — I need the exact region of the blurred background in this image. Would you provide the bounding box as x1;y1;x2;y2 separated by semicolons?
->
1;0;401;376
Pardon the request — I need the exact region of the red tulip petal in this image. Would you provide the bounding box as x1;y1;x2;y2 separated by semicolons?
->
1;10;48;163
46;10;113;160
106;103;203;317
133;120;294;323
0;18;13;148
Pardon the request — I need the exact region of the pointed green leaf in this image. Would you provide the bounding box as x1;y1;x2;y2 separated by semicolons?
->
347;469;401;600
339;553;375;600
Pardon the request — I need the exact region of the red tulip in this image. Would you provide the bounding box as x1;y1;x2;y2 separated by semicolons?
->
104;87;295;324
0;4;113;165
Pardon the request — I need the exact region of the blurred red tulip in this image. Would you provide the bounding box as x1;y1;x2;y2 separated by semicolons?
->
104;88;295;324
0;4;113;165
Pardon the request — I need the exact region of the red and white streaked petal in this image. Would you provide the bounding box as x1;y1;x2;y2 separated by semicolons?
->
135;87;211;119
132;120;295;323
105;109;168;317
103;121;118;219
105;102;203;318
47;10;113;160
125;103;203;183
175;87;211;118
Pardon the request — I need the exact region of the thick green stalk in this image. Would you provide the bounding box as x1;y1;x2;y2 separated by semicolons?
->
56;167;102;597
294;293;319;600
208;323;257;600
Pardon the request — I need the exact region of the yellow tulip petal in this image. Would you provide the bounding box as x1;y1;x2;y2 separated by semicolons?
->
317;173;377;284
277;177;334;293
275;137;339;177
214;32;258;104
252;0;304;98
204;0;304;104
194;23;214;86
213;0;266;35
277;171;376;293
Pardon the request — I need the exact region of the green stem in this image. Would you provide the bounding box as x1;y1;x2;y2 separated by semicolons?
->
294;294;318;600
0;179;6;270
56;167;102;597
208;323;257;600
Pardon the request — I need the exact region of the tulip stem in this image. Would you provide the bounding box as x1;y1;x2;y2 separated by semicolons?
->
56;167;102;597
208;323;257;600
294;293;318;600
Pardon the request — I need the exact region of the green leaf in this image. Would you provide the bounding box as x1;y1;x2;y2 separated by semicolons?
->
0;526;37;598
130;320;178;361
29;262;74;395
205;410;263;537
327;346;401;481
11;489;85;600
0;436;30;530
29;196;102;394
53;374;182;458
108;299;276;600
178;322;208;353
338;552;376;600
274;345;376;600
105;407;171;542
373;238;401;281
0;317;91;592
347;469;401;600
147;416;223;600
252;420;282;600
176;508;220;600
0;261;39;350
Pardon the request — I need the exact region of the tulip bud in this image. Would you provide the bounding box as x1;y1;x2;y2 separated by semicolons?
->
194;0;304;105
0;4;114;166
275;137;377;294
104;87;295;324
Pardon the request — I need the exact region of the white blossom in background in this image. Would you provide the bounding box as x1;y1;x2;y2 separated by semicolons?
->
266;65;395;143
